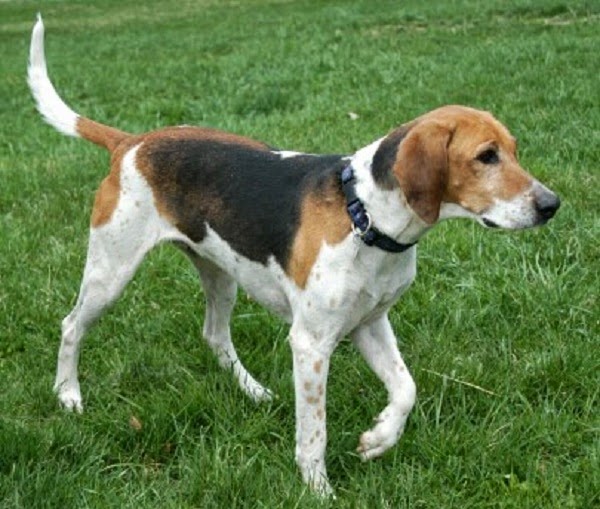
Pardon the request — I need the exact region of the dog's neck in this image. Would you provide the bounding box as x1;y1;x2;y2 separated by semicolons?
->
349;138;430;245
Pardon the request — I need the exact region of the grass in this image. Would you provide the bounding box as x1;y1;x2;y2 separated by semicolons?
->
1;0;599;507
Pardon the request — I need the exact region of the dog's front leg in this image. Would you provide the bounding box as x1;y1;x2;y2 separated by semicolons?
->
351;313;416;460
289;323;337;496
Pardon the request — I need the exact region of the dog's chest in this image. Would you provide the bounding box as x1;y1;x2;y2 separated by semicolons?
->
300;239;417;333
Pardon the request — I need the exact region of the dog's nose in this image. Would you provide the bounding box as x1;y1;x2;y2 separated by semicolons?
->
535;191;561;221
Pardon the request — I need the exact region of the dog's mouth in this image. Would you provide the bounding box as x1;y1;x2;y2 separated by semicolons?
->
482;217;499;228
480;212;556;230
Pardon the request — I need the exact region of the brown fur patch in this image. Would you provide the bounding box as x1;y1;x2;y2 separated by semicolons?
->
77;117;129;153
140;126;268;153
442;108;530;212
287;190;350;289
91;173;120;227
77;117;135;228
90;137;139;227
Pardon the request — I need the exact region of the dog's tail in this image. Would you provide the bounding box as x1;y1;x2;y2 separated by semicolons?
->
28;14;130;153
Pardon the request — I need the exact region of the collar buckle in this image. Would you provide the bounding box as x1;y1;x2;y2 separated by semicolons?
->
340;163;417;254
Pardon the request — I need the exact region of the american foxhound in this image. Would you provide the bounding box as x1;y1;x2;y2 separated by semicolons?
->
28;15;560;495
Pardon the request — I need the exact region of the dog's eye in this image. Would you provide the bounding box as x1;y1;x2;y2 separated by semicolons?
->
476;149;499;165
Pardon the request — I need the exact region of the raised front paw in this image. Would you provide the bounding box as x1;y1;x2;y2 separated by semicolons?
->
356;408;406;461
357;427;401;461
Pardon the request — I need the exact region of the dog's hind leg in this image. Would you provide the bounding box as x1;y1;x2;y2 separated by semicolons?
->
56;221;158;412
55;146;166;412
191;256;273;402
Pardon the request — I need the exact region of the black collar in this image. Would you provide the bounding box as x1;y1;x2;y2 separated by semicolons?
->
340;164;416;253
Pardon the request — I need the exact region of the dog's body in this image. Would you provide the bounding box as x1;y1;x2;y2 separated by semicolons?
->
28;16;559;495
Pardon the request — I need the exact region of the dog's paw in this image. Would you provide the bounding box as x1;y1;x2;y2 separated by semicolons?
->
299;462;334;498
311;477;335;499
54;383;83;413
357;411;404;461
357;429;398;461
238;372;275;403
247;382;275;403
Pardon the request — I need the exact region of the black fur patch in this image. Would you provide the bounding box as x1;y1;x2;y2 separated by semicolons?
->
144;139;346;268
371;123;413;189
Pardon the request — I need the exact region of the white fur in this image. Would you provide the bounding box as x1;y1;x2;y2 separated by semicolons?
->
197;227;295;322
282;234;417;493
55;145;180;410
440;181;552;230
272;150;306;159
440;178;557;230
439;202;480;222
480;181;551;229
28;15;79;138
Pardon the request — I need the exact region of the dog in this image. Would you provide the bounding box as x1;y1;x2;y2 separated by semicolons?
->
28;15;559;495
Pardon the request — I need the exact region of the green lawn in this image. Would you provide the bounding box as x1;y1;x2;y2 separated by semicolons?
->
1;0;598;507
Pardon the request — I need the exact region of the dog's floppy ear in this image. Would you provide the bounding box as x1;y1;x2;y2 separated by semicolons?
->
393;121;453;224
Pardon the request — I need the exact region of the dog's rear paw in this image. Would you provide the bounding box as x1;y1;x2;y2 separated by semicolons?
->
55;384;84;413
237;371;274;403
247;382;275;403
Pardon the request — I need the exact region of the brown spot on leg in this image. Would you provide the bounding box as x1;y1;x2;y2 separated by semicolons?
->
393;360;406;372
313;360;323;374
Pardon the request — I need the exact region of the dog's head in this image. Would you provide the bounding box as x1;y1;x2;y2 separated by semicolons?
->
372;105;560;229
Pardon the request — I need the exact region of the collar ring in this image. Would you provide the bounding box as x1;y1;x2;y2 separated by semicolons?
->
352;212;372;238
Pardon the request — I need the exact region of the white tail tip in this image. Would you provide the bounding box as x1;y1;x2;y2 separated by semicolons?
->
28;14;80;138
